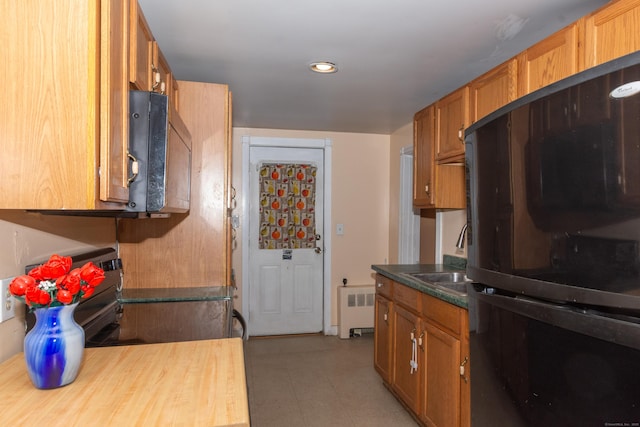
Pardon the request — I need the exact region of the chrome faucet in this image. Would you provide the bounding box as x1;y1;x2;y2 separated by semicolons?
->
455;223;468;250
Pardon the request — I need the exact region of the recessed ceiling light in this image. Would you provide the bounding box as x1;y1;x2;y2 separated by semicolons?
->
309;61;338;74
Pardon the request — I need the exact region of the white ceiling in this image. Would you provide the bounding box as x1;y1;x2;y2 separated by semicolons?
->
138;0;608;135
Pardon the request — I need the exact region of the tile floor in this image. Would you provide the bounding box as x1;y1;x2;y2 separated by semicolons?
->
244;333;419;427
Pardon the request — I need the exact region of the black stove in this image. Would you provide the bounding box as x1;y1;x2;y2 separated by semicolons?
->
25;248;235;346
25;248;126;347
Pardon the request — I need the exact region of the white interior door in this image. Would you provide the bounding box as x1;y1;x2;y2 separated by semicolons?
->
248;146;324;335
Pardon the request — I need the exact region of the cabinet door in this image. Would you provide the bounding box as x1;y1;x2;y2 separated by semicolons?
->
421;322;462;427
392;305;422;414
435;87;469;162
0;0;129;209
517;23;579;97
374;295;393;383
469;59;517;124
129;0;154;91
153;45;172;94
414;106;435;208
582;0;640;69
99;0;130;203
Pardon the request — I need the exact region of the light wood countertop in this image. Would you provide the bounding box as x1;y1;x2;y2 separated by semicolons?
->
0;338;250;426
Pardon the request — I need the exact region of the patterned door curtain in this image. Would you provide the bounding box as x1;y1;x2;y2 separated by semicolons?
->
258;163;317;249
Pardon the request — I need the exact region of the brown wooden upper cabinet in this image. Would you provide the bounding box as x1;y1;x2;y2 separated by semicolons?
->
469;59;518;124
129;1;178;115
517;23;579;97
435;86;469;162
0;0;130;210
581;0;640;69
413;106;435;209
414;106;465;210
129;0;154;92
154;46;173;98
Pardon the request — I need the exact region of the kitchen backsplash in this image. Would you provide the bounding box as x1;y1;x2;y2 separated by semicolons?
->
443;255;467;270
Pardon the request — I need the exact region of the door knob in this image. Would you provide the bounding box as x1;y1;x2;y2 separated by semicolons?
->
314;247;322;254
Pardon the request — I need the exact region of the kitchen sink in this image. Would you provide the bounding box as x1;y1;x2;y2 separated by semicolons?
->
401;271;470;296
406;272;468;283
434;282;469;293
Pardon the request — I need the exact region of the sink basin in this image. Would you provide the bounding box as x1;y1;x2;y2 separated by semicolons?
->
407;272;468;283
401;271;470;295
435;282;469;293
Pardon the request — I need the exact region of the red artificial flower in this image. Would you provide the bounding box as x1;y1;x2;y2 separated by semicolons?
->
81;286;95;299
8;275;35;296
79;262;105;287
8;254;105;309
39;255;72;280
56;289;73;304
56;272;82;295
25;287;51;306
28;265;45;281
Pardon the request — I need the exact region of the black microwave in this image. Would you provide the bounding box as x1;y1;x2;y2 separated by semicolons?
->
127;91;192;216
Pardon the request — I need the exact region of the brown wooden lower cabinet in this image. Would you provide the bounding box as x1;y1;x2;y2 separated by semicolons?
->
421;322;463;426
373;273;470;427
374;294;393;383
392;304;422;414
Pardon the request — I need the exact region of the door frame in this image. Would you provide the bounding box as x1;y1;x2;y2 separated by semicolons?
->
241;135;333;337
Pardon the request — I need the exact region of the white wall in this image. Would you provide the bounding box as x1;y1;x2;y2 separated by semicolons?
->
438;209;467;261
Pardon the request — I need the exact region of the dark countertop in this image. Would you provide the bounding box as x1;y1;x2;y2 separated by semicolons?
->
371;264;469;309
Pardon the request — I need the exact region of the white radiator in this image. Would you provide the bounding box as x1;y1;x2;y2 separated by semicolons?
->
338;285;375;339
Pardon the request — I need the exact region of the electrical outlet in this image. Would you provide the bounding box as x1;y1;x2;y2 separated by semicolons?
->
0;277;16;323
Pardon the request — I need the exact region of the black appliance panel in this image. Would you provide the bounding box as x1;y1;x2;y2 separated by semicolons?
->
469;286;640;427
465;51;640;308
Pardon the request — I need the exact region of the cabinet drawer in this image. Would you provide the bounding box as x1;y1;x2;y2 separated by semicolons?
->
375;274;394;298
422;293;462;336
394;283;421;313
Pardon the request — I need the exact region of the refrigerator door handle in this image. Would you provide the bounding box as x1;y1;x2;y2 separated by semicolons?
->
475;291;640;351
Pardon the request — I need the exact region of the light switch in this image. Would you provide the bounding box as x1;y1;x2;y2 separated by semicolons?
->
336;224;344;235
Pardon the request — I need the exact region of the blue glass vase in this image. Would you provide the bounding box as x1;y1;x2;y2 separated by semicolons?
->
24;303;84;389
